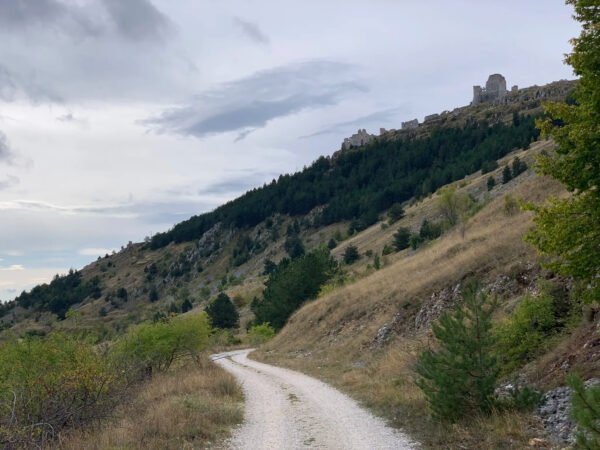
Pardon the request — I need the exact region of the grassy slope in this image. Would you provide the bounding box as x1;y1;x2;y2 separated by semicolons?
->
252;141;599;448
59;357;243;450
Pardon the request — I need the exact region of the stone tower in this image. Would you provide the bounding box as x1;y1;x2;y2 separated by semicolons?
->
471;74;508;105
485;74;507;102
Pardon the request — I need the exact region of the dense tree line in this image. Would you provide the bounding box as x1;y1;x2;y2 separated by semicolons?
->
150;116;539;249
10;270;102;319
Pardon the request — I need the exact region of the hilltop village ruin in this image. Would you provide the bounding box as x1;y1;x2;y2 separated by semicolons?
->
340;74;573;151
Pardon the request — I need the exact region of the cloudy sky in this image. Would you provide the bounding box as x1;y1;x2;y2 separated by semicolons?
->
0;0;580;301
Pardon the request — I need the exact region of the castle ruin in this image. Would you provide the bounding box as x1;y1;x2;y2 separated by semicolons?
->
342;129;375;150
472;74;514;105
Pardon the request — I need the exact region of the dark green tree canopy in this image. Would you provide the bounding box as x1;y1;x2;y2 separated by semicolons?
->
205;293;239;329
150;117;540;250
343;245;360;264
252;247;337;330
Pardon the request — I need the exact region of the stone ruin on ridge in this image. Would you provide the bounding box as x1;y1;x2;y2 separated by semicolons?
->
472;74;518;105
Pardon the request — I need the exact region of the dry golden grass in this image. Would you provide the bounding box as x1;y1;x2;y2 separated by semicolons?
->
58;358;243;450
255;168;565;449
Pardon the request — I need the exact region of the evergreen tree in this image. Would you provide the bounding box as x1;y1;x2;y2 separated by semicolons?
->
205;293;239;329
327;238;337;249
263;259;277;275
502;165;513;184
527;0;600;300
252;247;336;329
343;245;360;264
284;235;305;259
511;156;528;177
568;374;600;449
487;176;496;191
416;286;499;422
373;254;381;270
387;203;405;224
393;227;411;251
180;298;193;313
148;286;159;302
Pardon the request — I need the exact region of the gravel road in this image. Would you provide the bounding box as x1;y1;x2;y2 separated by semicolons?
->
211;349;416;450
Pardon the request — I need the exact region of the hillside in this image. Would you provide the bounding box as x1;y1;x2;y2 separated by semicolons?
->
0;79;576;340
3;77;599;449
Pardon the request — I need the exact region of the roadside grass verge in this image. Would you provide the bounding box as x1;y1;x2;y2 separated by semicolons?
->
59;357;243;450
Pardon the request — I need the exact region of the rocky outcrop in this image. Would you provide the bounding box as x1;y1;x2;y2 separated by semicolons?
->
414;283;462;331
537;378;600;444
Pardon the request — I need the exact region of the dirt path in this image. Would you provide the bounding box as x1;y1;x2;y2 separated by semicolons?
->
211;349;416;450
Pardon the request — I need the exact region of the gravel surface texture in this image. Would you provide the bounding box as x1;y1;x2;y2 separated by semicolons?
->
212;349;416;450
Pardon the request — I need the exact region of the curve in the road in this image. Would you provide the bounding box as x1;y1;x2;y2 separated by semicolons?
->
212;349;417;450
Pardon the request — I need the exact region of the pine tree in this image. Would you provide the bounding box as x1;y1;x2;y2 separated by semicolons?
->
416;285;499;422
502;165;513;184
487;176;496;191
205;293;239;329
568;375;600;449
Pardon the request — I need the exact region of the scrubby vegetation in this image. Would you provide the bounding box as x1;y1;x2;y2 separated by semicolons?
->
0;313;218;448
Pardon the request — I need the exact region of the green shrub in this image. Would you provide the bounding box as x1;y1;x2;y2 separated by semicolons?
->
416;286;498;422
496;385;543;412
0;334;117;447
112;313;211;378
494;293;557;373
393;227;411;251
409;233;424;250
387;203;405;224
248;323;276;345
382;244;394;255
209;328;241;347
419;219;443;241
343;245;360;264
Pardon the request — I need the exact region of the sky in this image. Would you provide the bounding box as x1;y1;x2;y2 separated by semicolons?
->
0;0;580;302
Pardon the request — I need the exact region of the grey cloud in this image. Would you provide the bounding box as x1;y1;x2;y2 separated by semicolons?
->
234;17;269;45
56;113;89;127
101;0;173;42
0;0;65;29
0;1;184;104
0;198;215;226
198;171;276;195
57;113;75;122
143;60;366;139
0;0;170;42
300;107;406;139
0;65;18;102
0;131;13;162
0;175;19;190
0;0;102;38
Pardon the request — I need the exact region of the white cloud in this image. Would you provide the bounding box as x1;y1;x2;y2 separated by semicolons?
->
0;264;25;271
79;247;116;257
